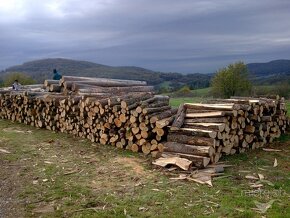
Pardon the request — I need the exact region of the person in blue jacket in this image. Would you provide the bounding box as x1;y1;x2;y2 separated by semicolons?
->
53;69;62;80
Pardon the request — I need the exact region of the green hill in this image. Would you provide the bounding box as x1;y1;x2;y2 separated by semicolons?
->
0;58;211;89
2;58;290;89
247;59;290;84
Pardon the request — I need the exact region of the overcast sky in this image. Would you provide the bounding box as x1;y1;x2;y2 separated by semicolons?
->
0;0;289;73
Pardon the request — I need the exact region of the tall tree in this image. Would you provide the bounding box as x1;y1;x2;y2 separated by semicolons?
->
211;62;252;98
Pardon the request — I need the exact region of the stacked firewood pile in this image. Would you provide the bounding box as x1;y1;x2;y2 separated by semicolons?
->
0;77;289;167
161;96;289;168
0;76;177;156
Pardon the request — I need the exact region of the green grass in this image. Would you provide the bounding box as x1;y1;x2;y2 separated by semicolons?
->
169;97;206;107
192;87;211;96
286;101;290;114
0;119;289;217
168;87;212;107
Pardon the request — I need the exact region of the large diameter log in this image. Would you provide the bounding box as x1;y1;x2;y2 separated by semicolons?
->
141;95;169;106
60;76;147;87
150;108;177;123
142;106;171;115
155;116;175;128
119;93;153;107
182;123;225;132
171;104;185;129
167;133;219;147
185;117;228;123
44;80;60;87
49;84;62;92
169;128;217;138
185;103;239;110
162;152;210;168
77;85;154;93
164;142;214;157
186;111;236;118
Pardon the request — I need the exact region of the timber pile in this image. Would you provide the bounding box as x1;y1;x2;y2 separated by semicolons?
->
161;96;289;169
0;76;177;156
44;76;155;96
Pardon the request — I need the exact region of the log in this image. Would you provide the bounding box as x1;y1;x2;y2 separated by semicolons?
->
169;128;217;138
77;85;154;93
164;142;214;157
185;103;239;110
186;111;236;118
142;106;171;115
60;76;147;87
167;133;219;147
49;84;62;92
170;104;185;129
182;123;225;132
149;108;177;123
162;152;210;168
184;117;228;123
44;80;59;87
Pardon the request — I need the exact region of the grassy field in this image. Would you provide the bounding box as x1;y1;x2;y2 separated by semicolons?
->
169;97;207;107
168;87;211;107
0;119;289;217
168;86;290;114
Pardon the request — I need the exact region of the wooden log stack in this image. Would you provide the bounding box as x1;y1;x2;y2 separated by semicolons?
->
44;76;155;96
0;76;176;157
164;96;289;168
0;77;289;168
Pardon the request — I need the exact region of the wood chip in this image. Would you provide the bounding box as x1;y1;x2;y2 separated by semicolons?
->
253;200;275;213
262;148;282;152
273;158;278;167
250;183;263;188
64;169;80;175
261;180;274;186
258;173;265;180
170;174;188;180
153;157;192;171
0;148;11;154
245;175;259;180
239;170;251;173
188;175;213;187
44;161;53;164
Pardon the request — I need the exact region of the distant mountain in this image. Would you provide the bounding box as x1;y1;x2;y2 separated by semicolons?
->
1;58;161;84
247;59;290;76
1;58;289;89
0;58;211;90
246;59;290;84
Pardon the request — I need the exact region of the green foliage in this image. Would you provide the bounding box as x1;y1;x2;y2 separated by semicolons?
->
2;72;35;87
275;81;290;98
252;82;290;98
287;101;290;114
210;61;252;98
171;85;193;97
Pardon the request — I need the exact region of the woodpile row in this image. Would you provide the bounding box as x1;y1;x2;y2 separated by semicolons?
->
163;96;289;168
0;76;177;156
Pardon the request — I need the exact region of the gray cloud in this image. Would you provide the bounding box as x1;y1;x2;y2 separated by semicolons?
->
0;0;290;73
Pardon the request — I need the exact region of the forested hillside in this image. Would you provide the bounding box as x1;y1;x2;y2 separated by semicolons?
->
0;58;211;90
247;59;290;84
1;58;290;89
